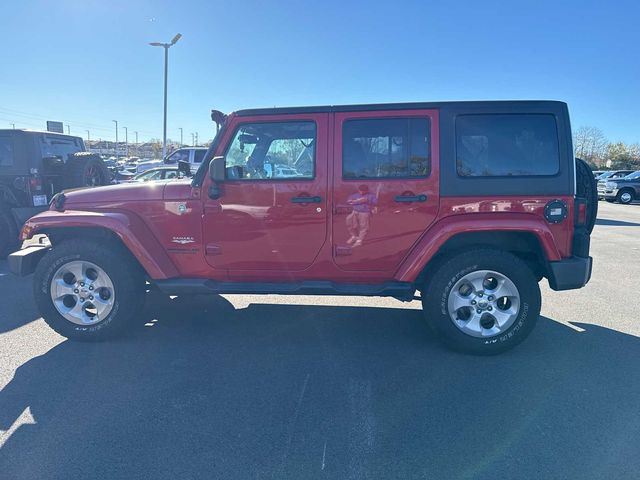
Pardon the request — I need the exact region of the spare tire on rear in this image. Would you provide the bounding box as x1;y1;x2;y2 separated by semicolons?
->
575;158;598;233
64;152;110;189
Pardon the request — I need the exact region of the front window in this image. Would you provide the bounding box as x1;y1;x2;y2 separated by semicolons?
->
225;121;316;180
165;149;190;164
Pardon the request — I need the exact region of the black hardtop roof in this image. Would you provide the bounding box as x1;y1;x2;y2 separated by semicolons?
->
0;129;82;140
234;100;567;117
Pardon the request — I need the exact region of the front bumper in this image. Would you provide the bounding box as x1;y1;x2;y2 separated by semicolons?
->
8;245;49;276
547;256;593;291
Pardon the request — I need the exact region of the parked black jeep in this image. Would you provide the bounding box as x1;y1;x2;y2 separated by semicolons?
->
0;129;110;256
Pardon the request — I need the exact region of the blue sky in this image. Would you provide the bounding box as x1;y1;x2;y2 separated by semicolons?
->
1;0;639;144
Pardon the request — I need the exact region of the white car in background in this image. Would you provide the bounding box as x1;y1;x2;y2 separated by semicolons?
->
163;147;207;173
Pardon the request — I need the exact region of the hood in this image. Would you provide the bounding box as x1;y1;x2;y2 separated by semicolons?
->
63;181;168;205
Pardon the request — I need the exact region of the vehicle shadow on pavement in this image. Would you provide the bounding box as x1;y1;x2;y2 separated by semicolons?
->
595;218;640;227
1;292;639;480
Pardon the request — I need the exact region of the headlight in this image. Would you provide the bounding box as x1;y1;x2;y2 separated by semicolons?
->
605;182;617;189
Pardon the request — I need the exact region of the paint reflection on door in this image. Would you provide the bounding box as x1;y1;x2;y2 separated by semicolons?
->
332;110;440;272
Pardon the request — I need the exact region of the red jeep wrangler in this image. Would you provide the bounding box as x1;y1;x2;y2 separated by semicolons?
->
9;101;596;354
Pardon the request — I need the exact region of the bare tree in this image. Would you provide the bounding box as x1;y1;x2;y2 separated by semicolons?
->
573;126;608;167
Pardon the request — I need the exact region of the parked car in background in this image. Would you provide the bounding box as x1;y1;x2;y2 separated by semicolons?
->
0;129;109;256
597;170;635;198
163;147;207;173
600;170;640;204
592;170;605;178
9;100;596;355
126;166;181;182
135;159;163;174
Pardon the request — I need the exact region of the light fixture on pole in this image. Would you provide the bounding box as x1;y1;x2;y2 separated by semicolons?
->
112;120;118;160
149;33;182;160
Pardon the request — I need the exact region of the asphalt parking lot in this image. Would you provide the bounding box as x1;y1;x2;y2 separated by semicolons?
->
0;200;639;479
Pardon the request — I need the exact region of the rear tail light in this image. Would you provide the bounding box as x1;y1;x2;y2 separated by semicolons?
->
29;175;43;191
575;198;587;226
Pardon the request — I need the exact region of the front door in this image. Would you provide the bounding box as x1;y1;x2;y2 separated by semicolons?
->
202;113;329;272
332;109;440;272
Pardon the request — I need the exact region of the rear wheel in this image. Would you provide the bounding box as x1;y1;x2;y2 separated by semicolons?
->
422;249;541;355
616;189;634;205
34;239;144;340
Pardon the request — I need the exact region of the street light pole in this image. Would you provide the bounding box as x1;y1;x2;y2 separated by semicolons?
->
112;120;118;160
86;130;90;145
179;127;183;146
194;132;198;146
66;125;70;135
191;133;195;146
149;33;182;160
124;127;128;157
134;131;138;144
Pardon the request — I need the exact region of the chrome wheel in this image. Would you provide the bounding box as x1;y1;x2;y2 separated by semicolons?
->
620;191;632;203
447;269;520;338
50;260;115;326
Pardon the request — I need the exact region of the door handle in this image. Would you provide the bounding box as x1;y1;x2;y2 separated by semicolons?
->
291;195;322;204
394;194;427;203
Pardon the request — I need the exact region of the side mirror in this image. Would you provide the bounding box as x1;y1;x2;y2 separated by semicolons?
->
209;156;226;182
177;160;192;177
208;156;225;199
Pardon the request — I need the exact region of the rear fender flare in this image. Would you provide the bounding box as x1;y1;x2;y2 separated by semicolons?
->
395;213;561;282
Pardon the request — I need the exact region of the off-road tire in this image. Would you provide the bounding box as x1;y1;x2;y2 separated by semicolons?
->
422;249;541;355
34;239;144;341
0;205;19;257
64;152;110;189
575;158;598;233
616;188;634;205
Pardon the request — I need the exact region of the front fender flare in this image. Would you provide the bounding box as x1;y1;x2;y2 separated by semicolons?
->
394;213;562;282
23;209;179;279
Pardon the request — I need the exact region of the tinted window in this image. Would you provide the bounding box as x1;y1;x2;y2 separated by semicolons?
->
342;118;430;179
225;121;315;180
165;149;190;164
193;150;206;164
0;135;13;167
456;114;559;177
40;135;80;160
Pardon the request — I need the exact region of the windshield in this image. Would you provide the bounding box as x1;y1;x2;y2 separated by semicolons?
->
597;171;615;179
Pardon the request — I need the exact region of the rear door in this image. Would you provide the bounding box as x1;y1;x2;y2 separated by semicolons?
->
202;113;329;271
332;109;439;272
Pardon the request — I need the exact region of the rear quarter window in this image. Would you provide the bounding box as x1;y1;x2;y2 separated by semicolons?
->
0;135;13;167
456;114;560;177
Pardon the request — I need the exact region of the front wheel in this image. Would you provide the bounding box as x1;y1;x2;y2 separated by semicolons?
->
34;240;144;340
422;249;541;355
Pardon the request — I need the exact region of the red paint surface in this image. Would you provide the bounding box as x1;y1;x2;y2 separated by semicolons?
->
23;110;578;285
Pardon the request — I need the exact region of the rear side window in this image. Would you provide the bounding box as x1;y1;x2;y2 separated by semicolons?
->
343;118;430;179
0;135;13;167
194;150;206;164
456;114;559;177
